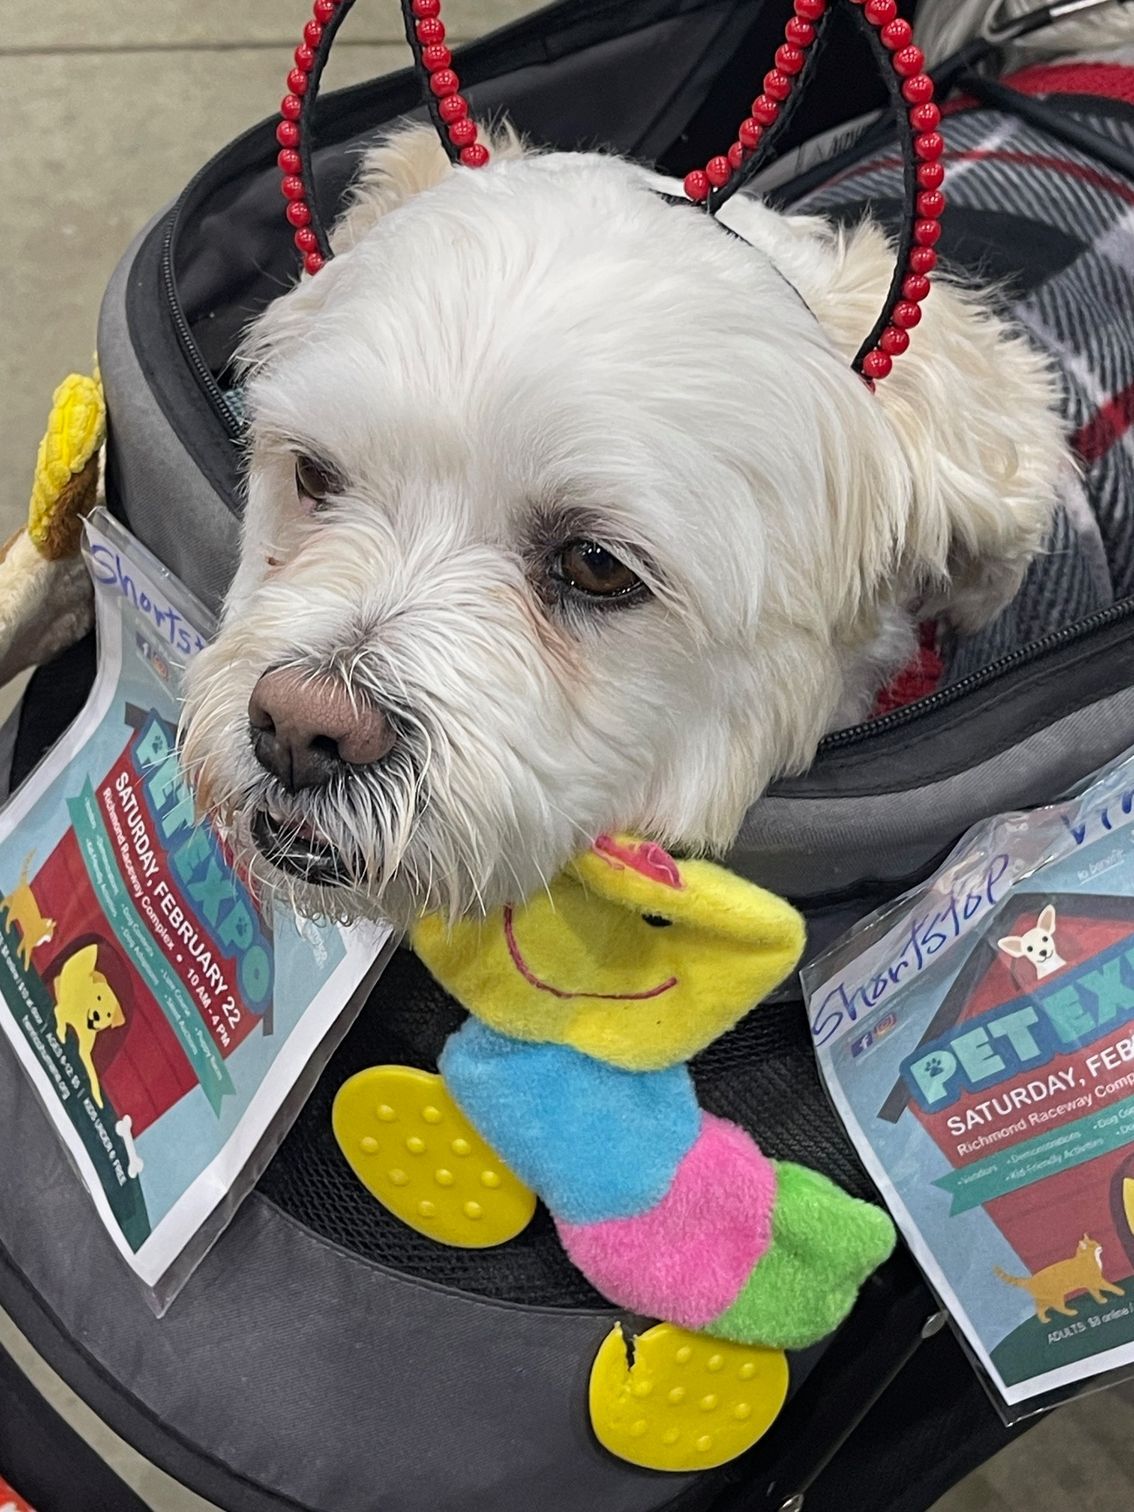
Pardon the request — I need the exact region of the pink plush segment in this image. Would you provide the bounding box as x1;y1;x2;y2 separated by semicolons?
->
556;1113;777;1330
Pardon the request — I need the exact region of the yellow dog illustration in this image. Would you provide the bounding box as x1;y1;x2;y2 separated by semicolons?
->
1;854;56;968
996;1236;1123;1324
52;942;126;1108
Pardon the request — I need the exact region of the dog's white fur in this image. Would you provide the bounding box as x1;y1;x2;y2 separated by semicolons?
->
181;1;1128;929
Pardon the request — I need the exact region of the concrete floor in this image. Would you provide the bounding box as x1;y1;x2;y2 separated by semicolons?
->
1;2;1133;1508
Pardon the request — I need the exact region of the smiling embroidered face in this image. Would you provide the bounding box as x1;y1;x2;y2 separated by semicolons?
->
501;894;679;1006
411;835;804;1070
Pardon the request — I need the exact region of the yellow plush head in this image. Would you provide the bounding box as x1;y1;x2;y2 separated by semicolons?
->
412;836;804;1070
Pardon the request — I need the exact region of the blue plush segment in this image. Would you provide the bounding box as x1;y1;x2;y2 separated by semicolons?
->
439;1020;700;1224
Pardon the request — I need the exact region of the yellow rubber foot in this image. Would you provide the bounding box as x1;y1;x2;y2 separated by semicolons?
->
331;1065;536;1248
589;1320;789;1472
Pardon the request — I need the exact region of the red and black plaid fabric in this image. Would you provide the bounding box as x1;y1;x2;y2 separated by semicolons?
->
805;64;1134;714
0;1474;38;1511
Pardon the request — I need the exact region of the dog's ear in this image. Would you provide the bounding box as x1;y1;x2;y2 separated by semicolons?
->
58;941;100;987
869;256;1065;634
331;120;528;254
1038;904;1056;933
241;120;529;367
749;212;1065;633
997;936;1025;959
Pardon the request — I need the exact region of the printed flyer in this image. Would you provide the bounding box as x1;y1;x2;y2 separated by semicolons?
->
806;752;1134;1410
0;511;388;1297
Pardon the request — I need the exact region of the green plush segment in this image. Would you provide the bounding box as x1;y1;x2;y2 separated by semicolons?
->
708;1161;896;1350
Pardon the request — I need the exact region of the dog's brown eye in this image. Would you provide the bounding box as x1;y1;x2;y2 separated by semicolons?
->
295;454;335;506
556;541;642;599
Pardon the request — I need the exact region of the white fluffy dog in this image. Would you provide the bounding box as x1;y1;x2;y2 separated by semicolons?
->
181;0;1134;929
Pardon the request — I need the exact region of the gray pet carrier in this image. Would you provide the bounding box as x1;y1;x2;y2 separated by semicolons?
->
3;1;1134;1509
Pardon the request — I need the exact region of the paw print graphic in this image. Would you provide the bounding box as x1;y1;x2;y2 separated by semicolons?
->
923;1055;945;1078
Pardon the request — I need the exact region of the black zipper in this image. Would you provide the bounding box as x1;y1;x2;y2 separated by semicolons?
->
820;594;1134;752
160;197;244;441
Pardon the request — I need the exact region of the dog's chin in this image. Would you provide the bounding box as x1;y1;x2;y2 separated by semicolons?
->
240;804;423;931
238;795;599;932
251;807;353;889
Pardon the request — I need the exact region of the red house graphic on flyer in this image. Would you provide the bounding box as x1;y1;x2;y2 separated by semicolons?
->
21;705;276;1137
880;891;1134;1281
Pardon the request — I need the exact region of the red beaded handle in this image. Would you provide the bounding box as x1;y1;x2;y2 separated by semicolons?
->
277;0;490;276
682;0;944;383
277;0;942;384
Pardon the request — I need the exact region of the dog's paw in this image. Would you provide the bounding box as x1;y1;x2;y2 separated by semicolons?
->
925;547;1034;635
918;479;1060;636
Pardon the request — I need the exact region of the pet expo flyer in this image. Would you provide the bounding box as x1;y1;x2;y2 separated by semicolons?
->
807;760;1134;1410
0;512;386;1296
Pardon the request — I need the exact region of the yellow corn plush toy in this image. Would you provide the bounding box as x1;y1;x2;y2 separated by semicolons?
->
0;372;104;686
335;835;895;1470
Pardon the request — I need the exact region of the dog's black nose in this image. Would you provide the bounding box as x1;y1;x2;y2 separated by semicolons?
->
248;668;395;792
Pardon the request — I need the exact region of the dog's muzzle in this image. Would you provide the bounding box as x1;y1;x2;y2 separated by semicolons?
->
245;667;394;886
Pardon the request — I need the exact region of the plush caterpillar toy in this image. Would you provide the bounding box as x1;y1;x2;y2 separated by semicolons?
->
337;836;894;1353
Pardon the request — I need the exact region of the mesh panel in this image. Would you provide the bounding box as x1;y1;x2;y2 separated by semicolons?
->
693;997;874;1200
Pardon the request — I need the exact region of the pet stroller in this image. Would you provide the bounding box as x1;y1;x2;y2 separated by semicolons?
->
3;1;1134;1508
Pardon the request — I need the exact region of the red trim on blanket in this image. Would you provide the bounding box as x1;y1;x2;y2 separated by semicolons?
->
1072;377;1134;465
997;62;1134;106
825;146;1134;205
945;62;1134;115
0;1477;37;1512
948;146;1134;204
872;621;943;718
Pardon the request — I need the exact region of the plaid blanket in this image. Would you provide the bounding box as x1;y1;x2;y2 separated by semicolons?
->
796;63;1134;691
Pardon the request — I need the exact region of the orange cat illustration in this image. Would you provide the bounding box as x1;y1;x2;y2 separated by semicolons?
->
995;1236;1124;1324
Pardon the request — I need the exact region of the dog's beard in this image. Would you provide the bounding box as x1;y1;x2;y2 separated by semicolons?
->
182;721;490;931
223;707;431;925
